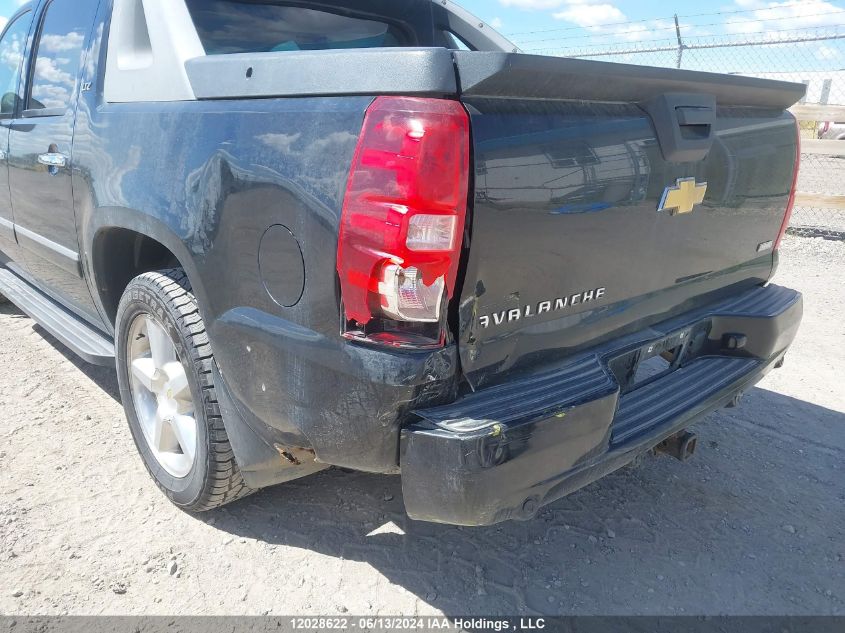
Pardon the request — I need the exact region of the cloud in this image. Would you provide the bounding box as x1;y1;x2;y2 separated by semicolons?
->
31;82;70;109
39;32;84;53
724;0;840;34
490;17;504;29
257;132;302;153
506;0;842;54
540;1;681;44
0;29;24;67
499;0;568;8
553;3;624;28
34;55;74;86
599;19;688;44
816;44;841;60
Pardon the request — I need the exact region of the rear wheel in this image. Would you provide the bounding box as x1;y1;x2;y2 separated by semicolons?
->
115;269;253;511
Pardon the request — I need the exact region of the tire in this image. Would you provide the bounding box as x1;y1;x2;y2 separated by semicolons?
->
115;268;253;511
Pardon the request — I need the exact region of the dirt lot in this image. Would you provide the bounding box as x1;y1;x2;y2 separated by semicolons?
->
1;236;843;616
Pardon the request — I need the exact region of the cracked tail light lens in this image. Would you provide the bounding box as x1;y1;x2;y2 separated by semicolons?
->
337;96;470;348
379;264;445;323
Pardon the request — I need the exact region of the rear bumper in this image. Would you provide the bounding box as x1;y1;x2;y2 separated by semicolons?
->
401;284;802;526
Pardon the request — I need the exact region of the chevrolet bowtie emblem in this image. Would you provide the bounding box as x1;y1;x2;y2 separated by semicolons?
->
658;178;708;215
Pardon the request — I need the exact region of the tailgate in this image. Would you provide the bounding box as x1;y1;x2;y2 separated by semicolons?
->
453;53;805;388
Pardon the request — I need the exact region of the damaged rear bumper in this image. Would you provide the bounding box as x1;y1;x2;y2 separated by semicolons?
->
401;284;802;526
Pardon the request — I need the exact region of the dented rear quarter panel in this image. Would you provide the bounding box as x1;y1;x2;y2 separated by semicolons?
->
72;14;460;473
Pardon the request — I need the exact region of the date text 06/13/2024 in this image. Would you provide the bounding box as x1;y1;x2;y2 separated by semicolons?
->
289;617;548;631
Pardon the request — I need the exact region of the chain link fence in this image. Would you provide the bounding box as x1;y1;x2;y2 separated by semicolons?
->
519;25;845;239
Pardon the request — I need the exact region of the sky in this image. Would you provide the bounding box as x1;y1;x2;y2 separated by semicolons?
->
1;0;844;74
456;0;845;74
459;0;845;50
0;0;24;28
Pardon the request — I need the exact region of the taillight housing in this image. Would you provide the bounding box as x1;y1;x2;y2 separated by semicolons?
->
775;116;802;251
337;96;470;349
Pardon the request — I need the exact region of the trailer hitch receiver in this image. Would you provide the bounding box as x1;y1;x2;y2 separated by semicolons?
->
655;430;698;462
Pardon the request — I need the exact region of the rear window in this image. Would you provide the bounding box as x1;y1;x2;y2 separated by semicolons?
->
185;0;418;55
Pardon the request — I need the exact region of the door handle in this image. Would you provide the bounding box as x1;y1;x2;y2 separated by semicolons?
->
37;152;68;168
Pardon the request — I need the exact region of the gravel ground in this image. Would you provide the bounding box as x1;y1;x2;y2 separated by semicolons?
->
0;235;843;616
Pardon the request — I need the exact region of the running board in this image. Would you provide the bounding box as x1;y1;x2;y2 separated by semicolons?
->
0;267;115;366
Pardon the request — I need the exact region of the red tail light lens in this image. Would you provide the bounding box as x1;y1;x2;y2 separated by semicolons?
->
775;116;801;251
337;96;470;348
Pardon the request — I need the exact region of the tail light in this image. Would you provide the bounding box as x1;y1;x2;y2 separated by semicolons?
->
336;96;470;349
775;117;802;251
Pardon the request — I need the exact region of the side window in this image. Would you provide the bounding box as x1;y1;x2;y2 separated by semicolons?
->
442;31;472;52
0;12;32;117
27;0;97;114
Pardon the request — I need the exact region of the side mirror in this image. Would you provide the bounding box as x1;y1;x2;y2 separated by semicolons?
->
0;92;17;117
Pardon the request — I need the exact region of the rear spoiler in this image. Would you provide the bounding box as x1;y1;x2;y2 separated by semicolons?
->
186;48;806;110
186;48;458;100
455;52;807;109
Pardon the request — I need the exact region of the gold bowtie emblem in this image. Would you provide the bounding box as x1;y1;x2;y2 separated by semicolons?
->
659;178;707;215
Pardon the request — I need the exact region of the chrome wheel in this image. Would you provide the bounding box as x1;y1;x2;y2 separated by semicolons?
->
127;313;197;478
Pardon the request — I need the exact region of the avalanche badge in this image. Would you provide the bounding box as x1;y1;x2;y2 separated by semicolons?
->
658;177;707;215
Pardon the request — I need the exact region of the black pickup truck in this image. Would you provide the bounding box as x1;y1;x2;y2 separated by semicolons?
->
0;0;804;526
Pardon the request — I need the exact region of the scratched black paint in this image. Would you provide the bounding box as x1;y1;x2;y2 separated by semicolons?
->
0;0;804;505
459;99;798;388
